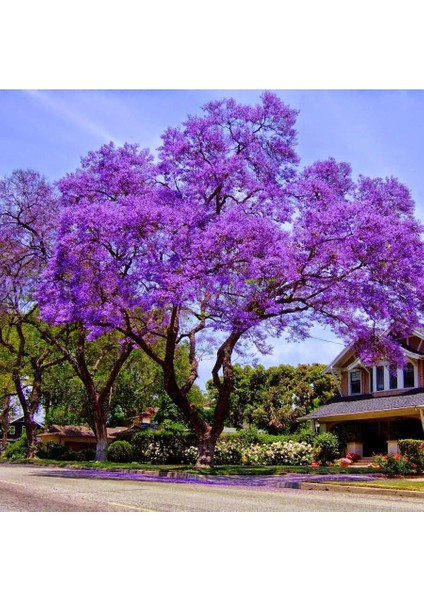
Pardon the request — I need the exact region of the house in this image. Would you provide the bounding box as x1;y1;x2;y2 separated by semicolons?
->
299;328;424;458
109;409;159;440
36;425;128;450
0;415;43;452
37;410;159;450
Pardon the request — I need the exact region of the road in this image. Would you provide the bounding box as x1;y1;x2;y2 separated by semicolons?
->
1;464;424;512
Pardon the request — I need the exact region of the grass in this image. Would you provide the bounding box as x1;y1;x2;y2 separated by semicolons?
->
327;478;424;492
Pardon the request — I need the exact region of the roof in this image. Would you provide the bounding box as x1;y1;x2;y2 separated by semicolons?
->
9;415;43;427
114;423;159;437
39;425;128;438
322;328;424;374
299;388;424;421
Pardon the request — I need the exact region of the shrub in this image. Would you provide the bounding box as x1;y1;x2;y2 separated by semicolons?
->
131;429;196;464
130;429;336;466
2;435;27;460
107;440;134;463
37;442;79;460
214;439;244;465
234;428;263;445
241;441;314;466
374;453;412;475
313;432;340;465
263;441;314;466
398;439;424;474
73;448;96;461
295;427;318;445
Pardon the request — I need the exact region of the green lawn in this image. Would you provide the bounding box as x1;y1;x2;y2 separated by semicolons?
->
7;458;377;476
327;478;424;492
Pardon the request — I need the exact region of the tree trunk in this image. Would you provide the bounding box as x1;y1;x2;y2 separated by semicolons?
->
24;412;38;459
12;374;39;459
1;396;10;453
195;430;216;468
92;395;109;462
95;436;108;462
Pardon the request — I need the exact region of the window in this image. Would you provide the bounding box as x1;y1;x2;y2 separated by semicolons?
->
376;365;385;391
350;371;361;395
369;363;416;393
389;365;398;390
8;426;15;435
403;362;415;388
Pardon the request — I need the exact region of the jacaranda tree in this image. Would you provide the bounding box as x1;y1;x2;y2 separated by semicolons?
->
38;93;424;467
0;170;134;460
0;170;67;457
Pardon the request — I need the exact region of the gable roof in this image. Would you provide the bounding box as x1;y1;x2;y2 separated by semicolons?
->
322;328;424;374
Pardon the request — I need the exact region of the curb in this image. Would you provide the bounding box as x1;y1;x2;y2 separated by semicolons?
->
292;481;424;499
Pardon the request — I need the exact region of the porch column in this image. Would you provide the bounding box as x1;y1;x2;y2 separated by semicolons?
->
419;408;424;432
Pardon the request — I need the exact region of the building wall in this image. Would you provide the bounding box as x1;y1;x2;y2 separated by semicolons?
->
407;336;423;352
341;372;349;396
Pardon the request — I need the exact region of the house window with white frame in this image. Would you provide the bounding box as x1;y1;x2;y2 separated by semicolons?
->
349;370;361;395
376;365;385;391
369;361;417;393
389;365;398;390
403;362;415;388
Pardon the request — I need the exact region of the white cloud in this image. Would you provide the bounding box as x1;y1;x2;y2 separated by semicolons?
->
23;90;123;145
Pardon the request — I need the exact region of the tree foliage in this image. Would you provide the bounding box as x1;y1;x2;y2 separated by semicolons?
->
207;363;338;434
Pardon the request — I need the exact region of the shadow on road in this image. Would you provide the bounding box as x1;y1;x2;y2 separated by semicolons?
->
28;467;379;490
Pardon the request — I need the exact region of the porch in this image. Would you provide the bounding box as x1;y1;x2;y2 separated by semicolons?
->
298;389;424;458
323;416;424;457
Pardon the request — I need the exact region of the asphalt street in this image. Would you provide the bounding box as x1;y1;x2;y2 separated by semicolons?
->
1;464;424;512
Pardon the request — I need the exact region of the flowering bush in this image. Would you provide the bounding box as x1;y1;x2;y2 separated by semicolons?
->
118;429;339;466
398;439;424;474
373;453;412;475
346;452;361;463
131;430;195;464
214;440;244;465
241;441;314;466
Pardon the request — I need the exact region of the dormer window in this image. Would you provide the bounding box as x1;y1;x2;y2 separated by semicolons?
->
350;371;361;395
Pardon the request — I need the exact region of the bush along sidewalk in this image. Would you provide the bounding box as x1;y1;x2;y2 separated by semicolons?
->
104;429;342;467
373;439;424;475
5;428;343;468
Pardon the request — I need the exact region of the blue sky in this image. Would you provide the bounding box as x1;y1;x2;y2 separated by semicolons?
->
1;89;423;384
